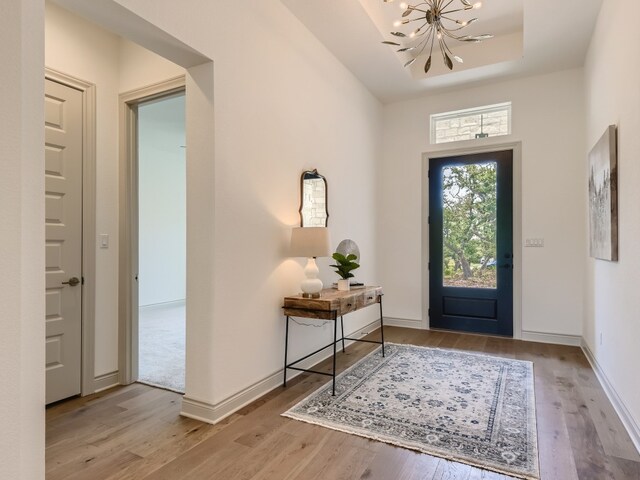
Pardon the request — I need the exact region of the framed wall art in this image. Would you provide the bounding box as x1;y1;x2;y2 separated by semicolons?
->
588;125;618;261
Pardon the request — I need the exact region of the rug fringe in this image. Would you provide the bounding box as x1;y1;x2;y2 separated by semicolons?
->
281;411;538;480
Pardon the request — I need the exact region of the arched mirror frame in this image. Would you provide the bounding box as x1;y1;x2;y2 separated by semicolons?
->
299;169;329;227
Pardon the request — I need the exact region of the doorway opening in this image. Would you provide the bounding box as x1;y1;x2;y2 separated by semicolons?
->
428;150;514;336
119;78;187;392
136;93;186;392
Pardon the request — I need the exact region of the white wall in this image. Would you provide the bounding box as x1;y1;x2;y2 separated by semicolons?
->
119;40;185;93
380;68;587;338
138;95;186;306
0;0;45;477
112;0;383;407
584;0;640;440
45;1;185;378
45;1;121;379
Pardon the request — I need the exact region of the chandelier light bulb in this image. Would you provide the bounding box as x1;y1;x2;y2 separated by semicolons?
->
382;0;494;75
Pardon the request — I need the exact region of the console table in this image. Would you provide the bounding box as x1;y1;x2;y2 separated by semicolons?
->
283;286;384;396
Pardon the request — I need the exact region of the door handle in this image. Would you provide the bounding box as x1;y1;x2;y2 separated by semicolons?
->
62;277;80;287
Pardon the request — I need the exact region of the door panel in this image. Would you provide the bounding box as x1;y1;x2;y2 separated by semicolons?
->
45;79;83;404
429;150;513;336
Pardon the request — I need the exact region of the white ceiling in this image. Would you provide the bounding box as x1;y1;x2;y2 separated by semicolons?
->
281;0;603;103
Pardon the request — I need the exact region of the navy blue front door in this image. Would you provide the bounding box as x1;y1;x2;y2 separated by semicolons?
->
429;150;513;336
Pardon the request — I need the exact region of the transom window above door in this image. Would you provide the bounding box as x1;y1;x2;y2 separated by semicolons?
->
430;102;512;145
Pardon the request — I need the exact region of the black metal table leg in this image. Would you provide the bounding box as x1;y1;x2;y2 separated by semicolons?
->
379;296;385;357
332;313;338;395
284;315;290;387
340;315;345;353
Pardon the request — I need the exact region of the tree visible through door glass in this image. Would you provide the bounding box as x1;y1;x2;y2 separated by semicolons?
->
442;162;497;289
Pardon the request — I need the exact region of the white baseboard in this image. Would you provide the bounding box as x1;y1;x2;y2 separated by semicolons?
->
94;371;119;393
521;330;582;346
139;299;186;309
383;317;423;329
581;340;640;455
180;319;383;425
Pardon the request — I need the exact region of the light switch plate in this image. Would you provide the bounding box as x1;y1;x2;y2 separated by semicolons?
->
99;234;109;249
525;238;544;247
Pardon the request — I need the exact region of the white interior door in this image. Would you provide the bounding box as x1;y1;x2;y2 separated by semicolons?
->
45;78;83;404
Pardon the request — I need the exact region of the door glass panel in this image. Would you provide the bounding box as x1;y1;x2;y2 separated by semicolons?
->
442;162;497;288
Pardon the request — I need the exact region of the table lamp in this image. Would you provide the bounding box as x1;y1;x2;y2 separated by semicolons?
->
290;227;331;298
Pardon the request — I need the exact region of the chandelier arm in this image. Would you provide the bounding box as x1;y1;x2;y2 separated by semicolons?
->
416;27;433;46
428;27;437;56
441;37;456;56
415;25;435;58
440;0;455;11
416;34;431;52
404;21;430;42
440;15;464;22
442;28;464;39
440;8;468;15
414;21;431;36
439;35;450;60
439;20;469;31
407;17;429;23
440;8;464;17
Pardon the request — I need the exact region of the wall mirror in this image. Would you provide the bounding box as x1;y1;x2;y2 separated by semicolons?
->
299;169;328;227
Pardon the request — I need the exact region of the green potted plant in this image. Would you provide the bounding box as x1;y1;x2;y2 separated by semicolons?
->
330;252;360;291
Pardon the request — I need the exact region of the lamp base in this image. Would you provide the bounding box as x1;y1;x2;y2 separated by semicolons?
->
300;257;323;298
302;292;321;299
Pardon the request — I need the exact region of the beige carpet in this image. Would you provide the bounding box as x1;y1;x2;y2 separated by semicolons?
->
138;301;185;393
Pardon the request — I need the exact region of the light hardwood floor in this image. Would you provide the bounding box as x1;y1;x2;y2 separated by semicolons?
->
46;327;640;479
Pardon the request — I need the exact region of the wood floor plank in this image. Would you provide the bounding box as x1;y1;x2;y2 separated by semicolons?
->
433;458;473;479
45;327;640;480
556;374;618;480
581;385;640;462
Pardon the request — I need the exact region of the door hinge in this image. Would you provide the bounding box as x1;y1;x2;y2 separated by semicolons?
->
428;308;431;317
81;276;85;285
428;215;431;224
428;170;431;178
428;262;431;270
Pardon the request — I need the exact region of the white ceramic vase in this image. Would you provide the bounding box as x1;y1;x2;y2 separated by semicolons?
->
337;279;350;291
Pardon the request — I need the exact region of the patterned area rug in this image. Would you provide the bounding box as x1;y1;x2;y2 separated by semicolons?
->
282;343;539;479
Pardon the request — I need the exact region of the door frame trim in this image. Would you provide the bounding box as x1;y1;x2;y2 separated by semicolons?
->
118;75;186;385
422;141;522;339
44;67;97;396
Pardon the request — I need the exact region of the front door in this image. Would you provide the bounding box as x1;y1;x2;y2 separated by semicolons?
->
429;150;513;336
45;78;83;404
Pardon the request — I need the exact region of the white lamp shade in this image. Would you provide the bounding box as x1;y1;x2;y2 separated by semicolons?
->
290;227;331;258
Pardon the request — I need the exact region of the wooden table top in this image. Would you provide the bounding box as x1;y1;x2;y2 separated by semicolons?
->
283;286;382;312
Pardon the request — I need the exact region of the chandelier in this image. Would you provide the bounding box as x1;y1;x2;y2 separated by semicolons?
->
382;0;493;74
